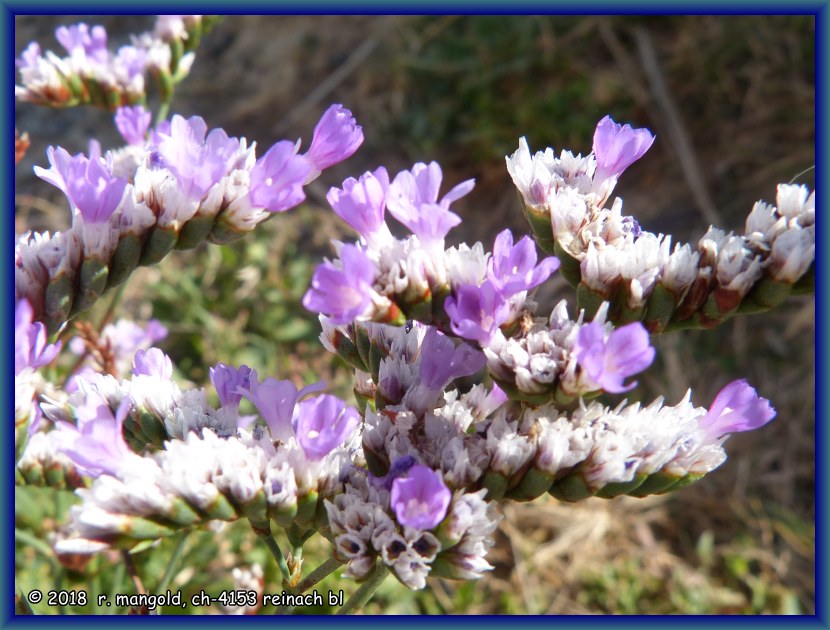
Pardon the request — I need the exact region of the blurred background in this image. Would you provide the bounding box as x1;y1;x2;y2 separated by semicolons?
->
15;15;814;614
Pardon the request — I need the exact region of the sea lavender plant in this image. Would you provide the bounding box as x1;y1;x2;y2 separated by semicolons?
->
14;16;812;616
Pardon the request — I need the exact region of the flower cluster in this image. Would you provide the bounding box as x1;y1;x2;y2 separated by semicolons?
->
15;102;362;335
506;116;815;331
15;18;797;605
303;161;563;346
320;319;773;505
21;346;362;551
15;16;220;110
325;469;499;589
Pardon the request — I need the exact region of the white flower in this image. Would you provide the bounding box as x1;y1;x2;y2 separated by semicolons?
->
771;226;815;282
776;183;814;225
662;243;700;293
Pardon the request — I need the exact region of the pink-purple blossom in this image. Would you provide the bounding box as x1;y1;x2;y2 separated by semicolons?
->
390;464;451;530
444;281;510;346
239;377;325;442
54;396;133;478
302;244;376;325
132;348;173;380
327;167;390;241
386;161;473;246
15;42;42;69
419;328;486;391
210;363;255;408
698;379;776;438
295;394;360;460
370;455;418;491
304;104;364;174
249;140;312;212
115;105;152;146
34;146;127;223
573;321;655;393
592;115;655;183
15;299;61;376
152;114;241;201
55;23;109;64
487;229;560;296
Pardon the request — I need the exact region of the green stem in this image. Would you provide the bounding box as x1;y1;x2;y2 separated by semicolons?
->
273;552;343;616
286;525;307;587
156;99;172;126
297;556;345;594
109;560;126;604
259;531;291;585
55;567;67;614
14;528;59;572
156;530;190;594
336;561;389;616
97;281;128;330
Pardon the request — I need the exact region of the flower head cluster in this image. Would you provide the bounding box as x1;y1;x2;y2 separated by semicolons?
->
16;103;362;335
506;116;815;330
484;301;654;402
22;343;363;552
325;471;499;589
304;161;560;347
15;17;218;110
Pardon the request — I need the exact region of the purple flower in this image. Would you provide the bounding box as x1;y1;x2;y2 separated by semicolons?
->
15;299;61;375
108;319;168;355
444;281;510;345
487;229;560;297
302;244;376;325
390;464;451;530
132;348;173;379
419;328;486;391
249;140;312;212
239;377;325;442
370;455;418;491
16;42;41;69
592;115;655;183
70;319;168;378
304;104;364;174
152;115;241;201
573;321;655;393
401;202;463;247
295;394;360;460
54;396;133;478
326;167;390;241
55;23;109;64
114;45;147;83
386;161;473;245
115;105;152;146
210;363;255;407
34;146;127;223
698;379;776;438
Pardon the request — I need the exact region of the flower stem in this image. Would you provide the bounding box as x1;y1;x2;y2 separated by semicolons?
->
297;556;345;594
335;561;389;615
156;530;190;594
155;99;172;126
121;549;147;595
273;554;345;616
258;531;291;585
